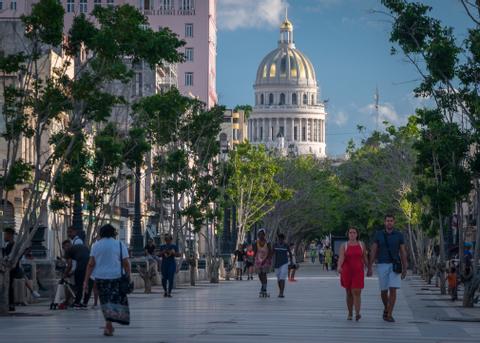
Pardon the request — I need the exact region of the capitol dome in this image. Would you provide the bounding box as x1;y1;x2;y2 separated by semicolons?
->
248;14;327;158
255;20;317;87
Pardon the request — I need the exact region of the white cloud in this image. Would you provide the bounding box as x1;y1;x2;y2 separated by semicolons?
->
332;110;348;126
360;102;400;125
217;0;288;31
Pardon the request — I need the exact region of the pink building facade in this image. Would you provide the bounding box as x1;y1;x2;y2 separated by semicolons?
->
0;0;217;108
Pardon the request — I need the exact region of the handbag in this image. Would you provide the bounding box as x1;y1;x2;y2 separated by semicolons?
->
383;231;402;274
119;242;134;294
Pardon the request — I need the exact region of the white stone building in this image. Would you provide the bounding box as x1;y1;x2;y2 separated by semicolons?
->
248;17;327;158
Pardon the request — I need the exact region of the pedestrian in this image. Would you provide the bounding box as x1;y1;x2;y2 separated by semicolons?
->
83;224;131;336
273;233;291;298
324;246;332;271
447;266;458;301
317;242;323;265
62;240;90;308
310;248;316;264
254;229;272;297
245;244;255;280
2;227;24;312
337;227;368;321
67;226;84;246
233;244;245;280
367;214;408;323
159;233;179;297
288;243;298;282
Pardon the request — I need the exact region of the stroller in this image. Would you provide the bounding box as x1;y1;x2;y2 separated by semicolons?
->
50;258;76;310
50;277;75;310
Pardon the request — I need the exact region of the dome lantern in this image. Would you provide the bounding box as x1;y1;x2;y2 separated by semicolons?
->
279;8;294;47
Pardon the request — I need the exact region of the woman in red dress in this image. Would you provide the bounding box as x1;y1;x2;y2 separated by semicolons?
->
337;227;368;321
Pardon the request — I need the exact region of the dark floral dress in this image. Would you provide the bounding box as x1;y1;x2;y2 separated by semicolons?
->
96;278;130;325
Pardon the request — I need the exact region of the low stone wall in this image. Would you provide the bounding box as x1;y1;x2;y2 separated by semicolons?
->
131;268;208;290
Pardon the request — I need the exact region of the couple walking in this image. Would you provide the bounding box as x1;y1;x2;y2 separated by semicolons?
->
338;214;407;322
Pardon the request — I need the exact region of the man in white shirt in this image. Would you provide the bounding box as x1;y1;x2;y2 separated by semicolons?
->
67;226;84;246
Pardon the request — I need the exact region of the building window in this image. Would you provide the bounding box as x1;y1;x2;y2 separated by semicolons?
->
179;0;195;15
160;0;174;14
185;72;193;86
292;93;297;105
279;126;284;137
94;0;101;7
268;93;274;105
302;127;306;141
134;72;143;97
181;0;194;10
185;23;193;37
260;127;263;140
260;94;264;105
10;0;16;10
107;0;114;7
303;94;308;105
185;48;194;62
66;0;74;12
279;93;285;105
312;94;315;105
0;1;3;10
294;127;298;141
80;0;87;13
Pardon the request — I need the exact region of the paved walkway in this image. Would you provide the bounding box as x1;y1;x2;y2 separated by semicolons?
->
1;263;480;342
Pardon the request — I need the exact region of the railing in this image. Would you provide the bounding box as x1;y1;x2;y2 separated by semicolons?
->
159;7;175;15
178;7;195;15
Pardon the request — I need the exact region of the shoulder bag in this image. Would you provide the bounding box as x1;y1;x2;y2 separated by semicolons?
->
383;231;402;274
119;242;134;294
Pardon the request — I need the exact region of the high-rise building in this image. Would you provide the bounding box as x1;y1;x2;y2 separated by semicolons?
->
249;15;327;158
0;0;217;108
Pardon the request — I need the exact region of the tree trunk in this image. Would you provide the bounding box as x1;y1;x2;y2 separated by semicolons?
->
457;201;464;274
407;222;418;273
0;270;10;314
438;212;447;295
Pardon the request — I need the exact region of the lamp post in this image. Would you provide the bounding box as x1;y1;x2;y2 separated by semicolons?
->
130;163;144;256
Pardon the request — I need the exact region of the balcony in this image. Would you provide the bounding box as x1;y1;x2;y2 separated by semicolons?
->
178;7;195;15
159;7;175;15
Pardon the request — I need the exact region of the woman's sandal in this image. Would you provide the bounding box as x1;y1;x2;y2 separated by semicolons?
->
383;310;388;320
347;313;353;320
355;314;362;321
103;326;114;336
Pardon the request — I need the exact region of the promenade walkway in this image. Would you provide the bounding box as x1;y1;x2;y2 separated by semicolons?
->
1;263;479;343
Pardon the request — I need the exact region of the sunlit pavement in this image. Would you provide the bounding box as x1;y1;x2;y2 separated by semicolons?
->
1;263;480;343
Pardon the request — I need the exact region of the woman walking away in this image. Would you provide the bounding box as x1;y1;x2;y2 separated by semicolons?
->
84;224;130;336
324;246;333;271
255;229;272;297
288;243;298;282
245;244;255;280
337;227;367;321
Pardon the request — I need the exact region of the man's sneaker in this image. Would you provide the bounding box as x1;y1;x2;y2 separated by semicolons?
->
32;291;41;298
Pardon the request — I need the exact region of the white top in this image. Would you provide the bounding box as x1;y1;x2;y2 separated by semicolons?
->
72;236;84;245
90;238;129;280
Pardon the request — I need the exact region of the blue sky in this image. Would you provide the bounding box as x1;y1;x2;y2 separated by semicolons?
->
216;0;470;156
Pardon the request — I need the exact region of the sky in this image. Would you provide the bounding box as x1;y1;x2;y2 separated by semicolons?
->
215;0;471;156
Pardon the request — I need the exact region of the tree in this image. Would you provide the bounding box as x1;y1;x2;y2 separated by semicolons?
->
0;1;183;313
226;143;291;248
381;0;479;301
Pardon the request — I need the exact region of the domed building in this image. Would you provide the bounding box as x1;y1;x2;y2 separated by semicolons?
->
248;16;327;158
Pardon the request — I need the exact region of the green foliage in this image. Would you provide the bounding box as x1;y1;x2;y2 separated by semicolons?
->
233;104;253;118
22;0;64;46
226;143;291;235
0;160;33;191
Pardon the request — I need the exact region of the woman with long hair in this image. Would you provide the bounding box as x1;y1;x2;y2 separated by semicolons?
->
337;227;368;321
84;224;131;336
